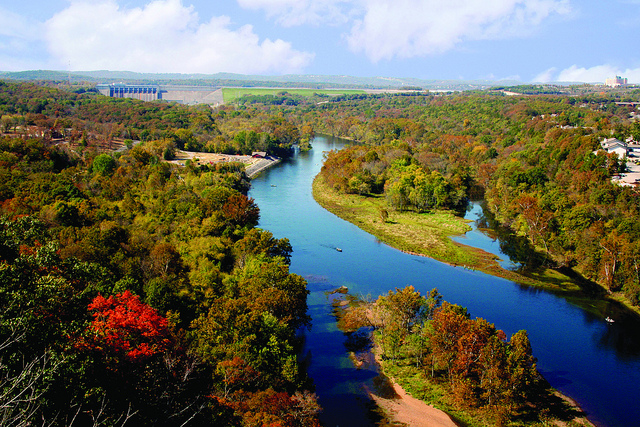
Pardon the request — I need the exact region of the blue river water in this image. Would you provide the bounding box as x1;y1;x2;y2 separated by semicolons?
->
248;135;640;427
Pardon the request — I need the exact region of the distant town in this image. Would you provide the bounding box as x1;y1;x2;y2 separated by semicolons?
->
605;75;629;87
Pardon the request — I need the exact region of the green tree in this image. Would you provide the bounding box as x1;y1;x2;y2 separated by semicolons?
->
93;153;117;176
378;285;427;334
506;330;537;403
479;333;509;407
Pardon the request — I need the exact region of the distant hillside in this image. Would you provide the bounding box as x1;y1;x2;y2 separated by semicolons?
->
0;70;74;81
0;69;521;91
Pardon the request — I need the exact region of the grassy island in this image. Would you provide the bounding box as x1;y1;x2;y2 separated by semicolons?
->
313;174;581;293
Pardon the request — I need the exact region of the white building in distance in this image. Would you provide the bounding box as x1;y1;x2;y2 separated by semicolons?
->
605;76;628;87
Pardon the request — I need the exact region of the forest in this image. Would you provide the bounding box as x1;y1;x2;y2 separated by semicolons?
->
337;286;579;426
0;82;321;426
0;81;309;157
307;89;640;307
2;79;640;425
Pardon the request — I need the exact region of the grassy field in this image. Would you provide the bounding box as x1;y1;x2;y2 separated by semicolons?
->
312;174;583;292
222;87;366;103
312;175;476;264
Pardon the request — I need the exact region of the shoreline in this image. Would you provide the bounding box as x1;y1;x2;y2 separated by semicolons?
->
369;354;595;427
311;175;540;286
245;156;281;178
365;345;458;427
312;173;640;319
166;149;281;178
366;381;458;427
311;174;614;295
340;309;596;427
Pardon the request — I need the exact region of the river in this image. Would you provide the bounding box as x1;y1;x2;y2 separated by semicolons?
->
248;135;640;427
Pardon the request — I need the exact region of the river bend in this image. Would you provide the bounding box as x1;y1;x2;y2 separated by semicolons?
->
248;135;640;427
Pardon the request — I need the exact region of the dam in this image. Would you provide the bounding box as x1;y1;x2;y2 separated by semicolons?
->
96;83;224;105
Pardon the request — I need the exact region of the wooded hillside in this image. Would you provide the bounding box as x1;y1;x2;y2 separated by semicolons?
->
309;90;640;306
0;82;320;426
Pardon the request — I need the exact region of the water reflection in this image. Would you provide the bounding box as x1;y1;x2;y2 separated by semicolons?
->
596;313;640;358
303;287;381;427
453;201;541;270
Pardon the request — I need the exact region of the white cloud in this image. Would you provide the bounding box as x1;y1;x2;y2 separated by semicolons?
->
346;0;571;62
535;64;640;83
557;65;619;82
0;7;37;40
237;0;352;26
532;67;557;82
44;0;314;73
238;0;571;62
0;6;53;71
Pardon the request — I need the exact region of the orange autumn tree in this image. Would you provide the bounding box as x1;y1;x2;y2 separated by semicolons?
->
86;290;172;362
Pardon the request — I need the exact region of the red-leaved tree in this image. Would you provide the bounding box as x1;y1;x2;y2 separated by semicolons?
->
85;290;172;362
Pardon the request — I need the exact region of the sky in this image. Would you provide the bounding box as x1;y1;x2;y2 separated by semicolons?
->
0;0;639;83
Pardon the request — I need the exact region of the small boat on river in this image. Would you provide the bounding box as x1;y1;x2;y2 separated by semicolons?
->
336;248;342;252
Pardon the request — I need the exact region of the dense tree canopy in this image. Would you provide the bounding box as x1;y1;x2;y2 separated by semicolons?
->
0;81;308;159
305;89;640;306
342;286;545;425
0;82;320;425
2;79;640;425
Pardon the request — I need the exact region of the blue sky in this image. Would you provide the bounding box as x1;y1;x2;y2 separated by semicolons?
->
1;0;639;83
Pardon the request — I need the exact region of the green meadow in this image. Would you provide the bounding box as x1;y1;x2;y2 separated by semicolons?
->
221;87;366;102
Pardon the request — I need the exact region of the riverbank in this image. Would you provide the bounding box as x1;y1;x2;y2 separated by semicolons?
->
312;175;475;264
167;149;280;177
312;174;583;292
366;375;457;427
362;345;458;427
245;156;280;178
